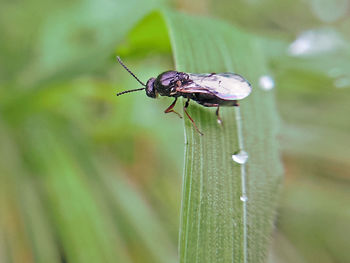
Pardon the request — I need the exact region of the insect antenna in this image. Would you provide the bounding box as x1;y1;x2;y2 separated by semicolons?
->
116;87;145;96
116;56;146;87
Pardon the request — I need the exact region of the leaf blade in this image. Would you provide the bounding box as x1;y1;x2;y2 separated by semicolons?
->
163;11;283;263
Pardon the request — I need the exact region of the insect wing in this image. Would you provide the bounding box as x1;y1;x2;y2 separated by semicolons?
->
180;73;252;100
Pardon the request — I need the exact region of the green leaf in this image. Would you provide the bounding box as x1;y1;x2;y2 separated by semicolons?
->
98;171;178;263
162;11;283;263
31;0;165;85
22;117;133;263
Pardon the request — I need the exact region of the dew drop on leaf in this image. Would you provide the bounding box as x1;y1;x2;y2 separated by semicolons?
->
240;195;248;202
232;150;249;164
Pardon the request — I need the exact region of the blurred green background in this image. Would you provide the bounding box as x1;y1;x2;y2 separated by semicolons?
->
0;0;349;262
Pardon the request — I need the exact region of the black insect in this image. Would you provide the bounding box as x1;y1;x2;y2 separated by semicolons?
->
116;56;252;135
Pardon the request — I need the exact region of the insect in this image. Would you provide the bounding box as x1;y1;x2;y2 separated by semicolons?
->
116;56;252;135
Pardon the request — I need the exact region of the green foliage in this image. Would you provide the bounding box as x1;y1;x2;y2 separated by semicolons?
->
0;0;349;263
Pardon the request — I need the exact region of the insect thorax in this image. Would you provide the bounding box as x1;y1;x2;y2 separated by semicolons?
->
155;71;190;96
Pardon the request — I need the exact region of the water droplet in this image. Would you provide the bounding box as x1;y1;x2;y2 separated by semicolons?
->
288;28;346;57
232;150;249;164
240;195;248;202
259;75;275;91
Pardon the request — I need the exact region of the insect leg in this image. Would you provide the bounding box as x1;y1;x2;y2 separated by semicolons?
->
164;98;182;118
216;106;223;124
184;98;203;136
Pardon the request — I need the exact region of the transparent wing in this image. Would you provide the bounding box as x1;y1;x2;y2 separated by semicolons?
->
177;73;252;100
